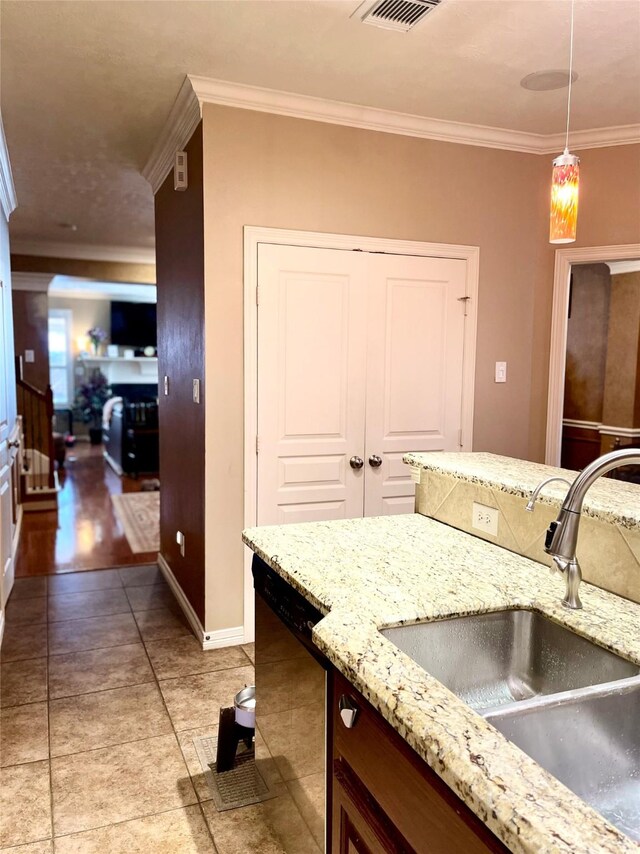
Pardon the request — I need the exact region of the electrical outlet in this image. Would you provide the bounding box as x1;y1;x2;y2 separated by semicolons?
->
472;502;499;536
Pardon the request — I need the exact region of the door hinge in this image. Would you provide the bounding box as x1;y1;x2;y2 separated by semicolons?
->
255;286;259;306
255;435;259;455
458;428;463;447
457;295;471;317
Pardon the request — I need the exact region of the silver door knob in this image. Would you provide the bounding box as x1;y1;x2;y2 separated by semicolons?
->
339;695;359;728
368;455;382;468
349;456;364;470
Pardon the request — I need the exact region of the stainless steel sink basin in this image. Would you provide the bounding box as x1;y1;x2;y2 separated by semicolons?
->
485;683;640;841
381;609;639;712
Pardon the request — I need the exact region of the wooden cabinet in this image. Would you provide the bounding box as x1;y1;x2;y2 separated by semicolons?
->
330;670;508;854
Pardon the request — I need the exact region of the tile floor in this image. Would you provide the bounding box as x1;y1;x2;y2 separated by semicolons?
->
0;564;282;853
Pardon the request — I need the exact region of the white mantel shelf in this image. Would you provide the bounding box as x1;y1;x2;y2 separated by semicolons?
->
78;356;158;383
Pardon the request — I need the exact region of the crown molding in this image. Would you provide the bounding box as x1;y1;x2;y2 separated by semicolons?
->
143;75;640;189
142;76;201;194
11;272;54;292
0;114;18;220
11;240;155;265
188;75;640;156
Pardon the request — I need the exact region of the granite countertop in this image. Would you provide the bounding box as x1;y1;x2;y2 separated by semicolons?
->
404;451;640;530
243;513;640;854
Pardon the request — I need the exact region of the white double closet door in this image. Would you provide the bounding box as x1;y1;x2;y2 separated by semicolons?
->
256;243;468;526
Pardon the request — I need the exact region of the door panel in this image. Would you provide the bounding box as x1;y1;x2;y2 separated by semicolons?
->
364;255;467;517
0;230;18;607
257;245;367;525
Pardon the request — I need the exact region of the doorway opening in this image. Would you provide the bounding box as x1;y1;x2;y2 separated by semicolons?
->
244;226;479;637
546;244;640;474
12;274;160;576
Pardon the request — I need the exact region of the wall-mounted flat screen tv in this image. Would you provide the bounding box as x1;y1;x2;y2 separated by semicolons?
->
110;301;157;348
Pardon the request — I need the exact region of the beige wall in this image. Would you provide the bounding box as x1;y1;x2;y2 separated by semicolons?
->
200;105;640;632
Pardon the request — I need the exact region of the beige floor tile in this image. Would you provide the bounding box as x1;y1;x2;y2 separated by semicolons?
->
1;702;49;767
0;760;51;847
49;643;153;699
53;805;215;854
125;583;176;612
0;622;48;663
135;605;193;642
48;612;140;656
176;725;218;802
0;658;48;708
8;577;47;601
48;569;123;596
159;665;255;731
48;588;130;623
119;564;163;588
203;800;283;854
241;643;255;664
51;734;197;835
146;636;249;680
5;597;48;627
0;841;53;853
50;683;172;757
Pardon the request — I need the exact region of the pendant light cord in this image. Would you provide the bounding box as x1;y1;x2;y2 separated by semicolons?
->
565;0;575;153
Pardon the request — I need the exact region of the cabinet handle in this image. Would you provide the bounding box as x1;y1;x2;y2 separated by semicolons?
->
339;694;359;728
368;454;382;468
349;456;364;470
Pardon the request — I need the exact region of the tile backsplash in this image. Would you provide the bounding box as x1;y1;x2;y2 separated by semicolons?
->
416;469;640;605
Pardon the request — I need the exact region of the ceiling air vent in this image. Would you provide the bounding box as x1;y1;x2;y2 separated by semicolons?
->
361;0;441;32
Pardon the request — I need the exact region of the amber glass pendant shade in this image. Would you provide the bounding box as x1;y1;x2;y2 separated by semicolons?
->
549;150;580;244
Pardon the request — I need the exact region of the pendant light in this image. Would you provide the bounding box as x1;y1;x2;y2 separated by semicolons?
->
550;0;579;244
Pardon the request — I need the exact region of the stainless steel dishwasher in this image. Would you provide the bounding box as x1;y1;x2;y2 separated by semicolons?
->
253;554;328;853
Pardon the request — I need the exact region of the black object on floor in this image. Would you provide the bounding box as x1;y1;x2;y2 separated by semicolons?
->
215;706;255;773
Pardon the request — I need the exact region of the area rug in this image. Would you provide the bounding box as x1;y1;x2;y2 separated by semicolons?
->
111;492;160;554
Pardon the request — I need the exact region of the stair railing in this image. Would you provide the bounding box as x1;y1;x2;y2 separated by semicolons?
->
15;368;56;492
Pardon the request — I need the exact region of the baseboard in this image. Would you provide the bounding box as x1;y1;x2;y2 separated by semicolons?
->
157;553;245;650
103;451;123;477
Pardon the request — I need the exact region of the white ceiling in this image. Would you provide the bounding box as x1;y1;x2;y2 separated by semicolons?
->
1;0;639;249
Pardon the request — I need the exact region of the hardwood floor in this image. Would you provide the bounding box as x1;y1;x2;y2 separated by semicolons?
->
15;443;158;577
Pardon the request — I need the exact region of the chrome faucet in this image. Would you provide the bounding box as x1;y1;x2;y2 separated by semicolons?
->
544;448;640;610
525;476;572;512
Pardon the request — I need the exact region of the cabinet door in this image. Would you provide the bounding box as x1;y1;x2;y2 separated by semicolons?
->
333;760;413;854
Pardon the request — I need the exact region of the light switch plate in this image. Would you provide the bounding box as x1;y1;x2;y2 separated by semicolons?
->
495;361;507;383
472;502;499;536
24;350;35;363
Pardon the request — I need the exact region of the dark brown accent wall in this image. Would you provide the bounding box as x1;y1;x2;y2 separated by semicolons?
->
154;122;206;624
563;263;611;424
12;290;50;391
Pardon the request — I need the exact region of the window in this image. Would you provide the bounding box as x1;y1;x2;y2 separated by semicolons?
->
48;309;73;406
